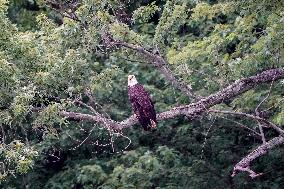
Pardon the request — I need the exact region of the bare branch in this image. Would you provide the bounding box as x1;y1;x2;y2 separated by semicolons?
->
201;116;217;158
255;79;274;114
84;89;112;119
0;124;5;143
231;136;284;178
255;79;275;143
59;111;123;130
70;124;97;151
257;121;266;144
215;115;262;138
209;109;284;136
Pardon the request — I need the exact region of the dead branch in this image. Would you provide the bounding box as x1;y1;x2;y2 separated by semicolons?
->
215;115;262;138
208;109;284;136
231;136;284;178
255;78;275;143
59;111;123;130
0;124;5;143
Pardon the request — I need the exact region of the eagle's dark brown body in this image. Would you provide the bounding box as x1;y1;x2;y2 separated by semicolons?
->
128;83;157;130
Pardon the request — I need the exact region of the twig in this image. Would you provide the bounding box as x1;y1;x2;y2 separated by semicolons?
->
215;115;262;138
255;79;274;113
84;88;111;118
0;124;5;143
201;116;217;159
84;88;96;107
45;0;80;22
255;78;275;143
73;99;99;115
257;121;266;144
261;98;284;114
70;124;97;150
209;109;284;136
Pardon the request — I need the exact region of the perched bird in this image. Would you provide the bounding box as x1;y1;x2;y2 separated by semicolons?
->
128;75;157;131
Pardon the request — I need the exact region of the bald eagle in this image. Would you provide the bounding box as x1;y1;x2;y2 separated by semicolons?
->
128;75;157;131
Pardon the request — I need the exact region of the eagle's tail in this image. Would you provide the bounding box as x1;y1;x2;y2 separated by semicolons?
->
150;119;157;129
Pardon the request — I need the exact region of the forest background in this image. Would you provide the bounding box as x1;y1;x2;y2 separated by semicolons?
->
1;0;284;188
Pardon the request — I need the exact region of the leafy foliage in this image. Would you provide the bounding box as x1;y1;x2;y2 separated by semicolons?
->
1;0;284;188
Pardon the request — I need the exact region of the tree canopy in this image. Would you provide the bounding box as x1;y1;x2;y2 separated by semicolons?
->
1;0;284;188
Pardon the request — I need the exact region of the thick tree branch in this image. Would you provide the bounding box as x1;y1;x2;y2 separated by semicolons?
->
231;136;284;178
60;67;284;131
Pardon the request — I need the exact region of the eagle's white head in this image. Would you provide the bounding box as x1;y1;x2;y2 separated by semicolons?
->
128;75;138;87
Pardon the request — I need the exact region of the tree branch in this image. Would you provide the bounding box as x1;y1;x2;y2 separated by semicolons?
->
215;115;262;138
255;78;275;143
231;136;284;178
208;109;284;136
59;111;124;130
60;67;284;131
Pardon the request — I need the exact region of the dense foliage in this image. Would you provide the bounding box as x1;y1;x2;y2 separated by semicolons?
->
1;0;284;188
